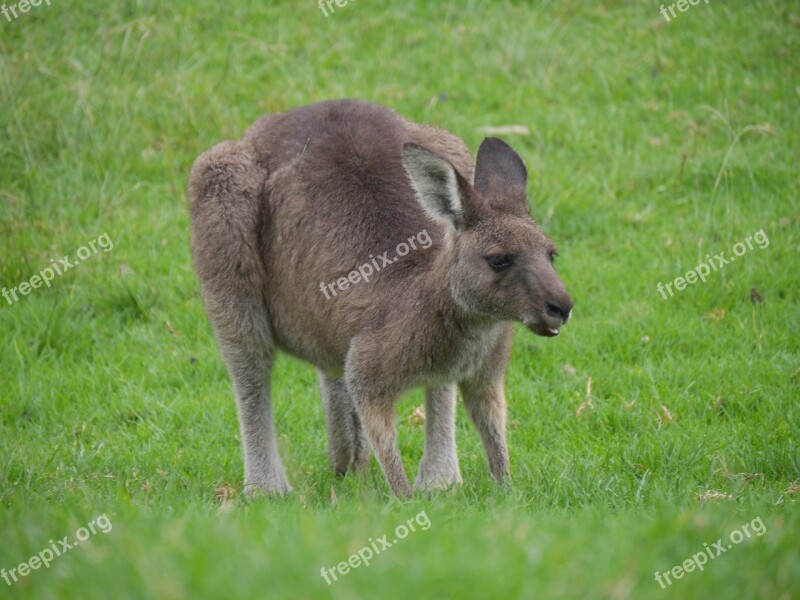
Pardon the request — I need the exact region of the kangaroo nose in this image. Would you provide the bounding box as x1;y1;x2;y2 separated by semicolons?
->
546;298;573;322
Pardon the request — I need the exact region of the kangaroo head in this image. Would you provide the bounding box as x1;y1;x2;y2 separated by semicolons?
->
403;137;573;337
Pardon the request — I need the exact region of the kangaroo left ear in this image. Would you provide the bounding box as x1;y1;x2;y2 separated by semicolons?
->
474;137;529;217
403;143;466;232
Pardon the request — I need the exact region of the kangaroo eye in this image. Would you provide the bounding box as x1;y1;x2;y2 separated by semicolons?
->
549;250;558;264
485;254;514;272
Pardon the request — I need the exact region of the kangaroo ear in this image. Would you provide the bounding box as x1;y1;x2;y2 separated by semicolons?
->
403;143;465;231
474;137;529;217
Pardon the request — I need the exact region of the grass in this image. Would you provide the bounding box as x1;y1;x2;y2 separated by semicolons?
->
1;0;798;598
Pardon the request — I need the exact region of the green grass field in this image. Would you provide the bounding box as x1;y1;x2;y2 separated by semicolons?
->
1;1;798;598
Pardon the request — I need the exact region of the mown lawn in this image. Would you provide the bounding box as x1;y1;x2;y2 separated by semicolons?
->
1;1;798;598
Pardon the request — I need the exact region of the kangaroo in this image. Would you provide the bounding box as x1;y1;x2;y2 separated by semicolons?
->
188;99;572;498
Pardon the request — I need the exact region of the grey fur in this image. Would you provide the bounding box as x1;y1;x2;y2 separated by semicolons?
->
188;100;572;498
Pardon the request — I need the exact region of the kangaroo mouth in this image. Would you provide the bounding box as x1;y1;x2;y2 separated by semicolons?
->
525;321;561;337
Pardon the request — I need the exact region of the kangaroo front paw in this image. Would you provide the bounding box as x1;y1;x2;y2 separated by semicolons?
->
243;468;292;497
414;462;462;491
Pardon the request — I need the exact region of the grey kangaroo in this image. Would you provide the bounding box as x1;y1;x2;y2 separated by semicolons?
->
188;100;572;498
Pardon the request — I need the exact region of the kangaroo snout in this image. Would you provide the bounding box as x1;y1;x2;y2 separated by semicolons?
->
542;293;573;336
523;267;573;337
528;294;572;337
546;297;573;323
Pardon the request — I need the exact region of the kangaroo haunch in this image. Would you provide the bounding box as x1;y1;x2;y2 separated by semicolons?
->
188;99;573;498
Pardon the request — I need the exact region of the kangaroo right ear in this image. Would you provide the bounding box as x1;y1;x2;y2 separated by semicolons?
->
474;137;528;217
402;143;464;231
